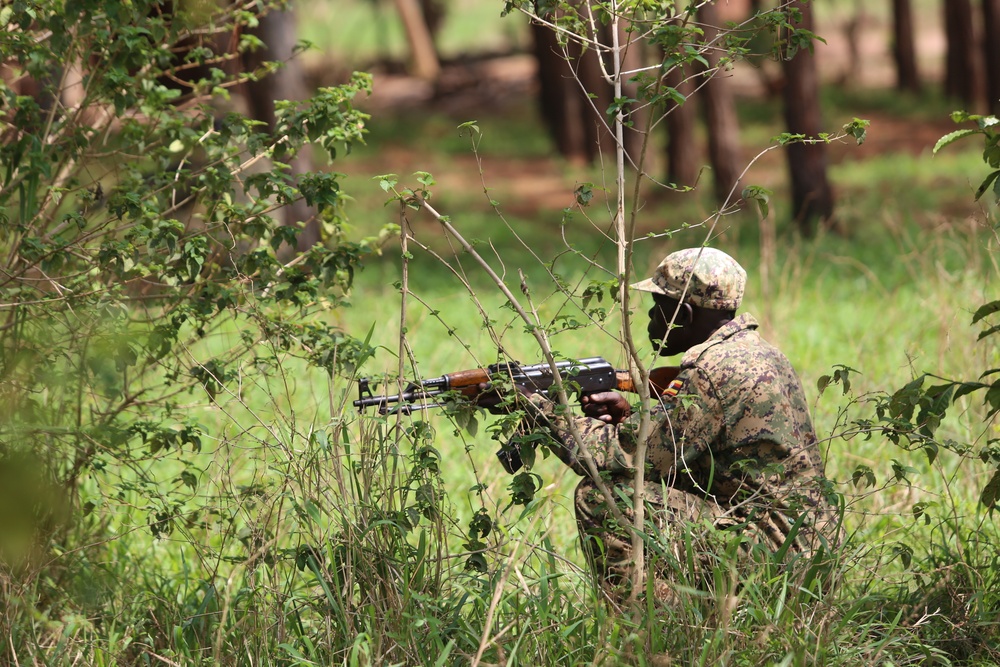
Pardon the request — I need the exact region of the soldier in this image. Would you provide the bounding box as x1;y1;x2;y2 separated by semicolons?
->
485;247;841;603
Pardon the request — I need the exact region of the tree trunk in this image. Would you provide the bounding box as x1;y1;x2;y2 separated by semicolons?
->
892;0;921;92
575;31;615;163
395;0;440;81
614;21;647;164
944;0;982;109
531;13;641;166
664;62;698;188
244;6;319;254
698;2;743;205
418;0;446;39
983;0;1000;115
781;1;834;233
840;0;863;85
531;22;591;164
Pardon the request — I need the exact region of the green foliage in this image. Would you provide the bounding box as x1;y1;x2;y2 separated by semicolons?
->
854;305;1000;506
800;114;1000;664
934;112;1000;202
861;120;1000;511
0;0;389;661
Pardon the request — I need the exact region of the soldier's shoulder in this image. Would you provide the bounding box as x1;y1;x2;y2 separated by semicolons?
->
691;336;796;389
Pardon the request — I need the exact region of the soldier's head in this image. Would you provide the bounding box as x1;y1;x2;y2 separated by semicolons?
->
632;247;747;356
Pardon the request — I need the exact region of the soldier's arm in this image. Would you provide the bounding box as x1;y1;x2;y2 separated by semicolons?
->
621;366;724;483
516;391;636;477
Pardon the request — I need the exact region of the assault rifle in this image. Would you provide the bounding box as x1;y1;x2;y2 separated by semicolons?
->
353;357;680;472
353;357;680;414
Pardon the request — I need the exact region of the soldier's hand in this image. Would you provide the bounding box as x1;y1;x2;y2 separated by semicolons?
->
580;391;631;424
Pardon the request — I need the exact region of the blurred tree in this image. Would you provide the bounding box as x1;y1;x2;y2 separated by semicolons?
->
944;0;983;109
530;11;643;165
892;0;921;92
419;0;447;38
243;6;320;253
664;61;698;188
532;21;596;164
395;0;441;80
697;1;744;204
838;0;864;85
781;1;834;232
983;0;1000;114
1;1;322;255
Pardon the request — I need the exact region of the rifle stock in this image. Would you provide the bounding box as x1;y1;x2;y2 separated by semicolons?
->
614;365;681;396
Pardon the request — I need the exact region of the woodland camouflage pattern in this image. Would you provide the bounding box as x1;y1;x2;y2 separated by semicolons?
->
630;247;747;311
515;313;841;603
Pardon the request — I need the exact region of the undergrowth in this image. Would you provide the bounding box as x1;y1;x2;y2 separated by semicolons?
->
3;1;1000;665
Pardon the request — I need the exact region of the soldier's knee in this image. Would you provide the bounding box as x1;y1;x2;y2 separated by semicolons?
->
573;479;605;524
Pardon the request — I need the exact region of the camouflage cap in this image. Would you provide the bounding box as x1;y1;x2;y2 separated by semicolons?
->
631;247;746;310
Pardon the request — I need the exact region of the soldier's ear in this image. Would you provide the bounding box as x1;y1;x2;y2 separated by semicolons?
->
678;302;694;325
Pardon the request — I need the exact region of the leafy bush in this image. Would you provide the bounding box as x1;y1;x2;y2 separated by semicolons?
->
0;0;388;659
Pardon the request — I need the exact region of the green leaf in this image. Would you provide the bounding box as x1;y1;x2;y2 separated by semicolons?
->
985;383;1000;418
972;300;1000;324
917;382;954;437
953;380;989;402
912;501;933;524
985;135;1000;167
179;470;198;491
742;185;771;219
457;120;480;135
980;469;1000;508
508;471;540;505
834;367;853;395
465;551;487;572
851;464;876;489
891;543;913;569
974;169;1000;201
932;128;979;154
922;441;939;466
978;324;1000;341
844;117;869;145
888;376;924;421
305;499;322;525
468;509;492;539
891;459;916;485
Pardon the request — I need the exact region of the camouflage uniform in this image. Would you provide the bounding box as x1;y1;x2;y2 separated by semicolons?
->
514;248;841;602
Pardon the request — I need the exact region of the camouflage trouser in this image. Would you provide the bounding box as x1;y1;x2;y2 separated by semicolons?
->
573;478;724;604
573;478;837;605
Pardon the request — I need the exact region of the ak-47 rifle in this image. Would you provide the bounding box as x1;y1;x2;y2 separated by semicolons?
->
353;357;680;473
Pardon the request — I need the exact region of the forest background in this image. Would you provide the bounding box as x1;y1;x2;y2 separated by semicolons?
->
1;0;999;665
